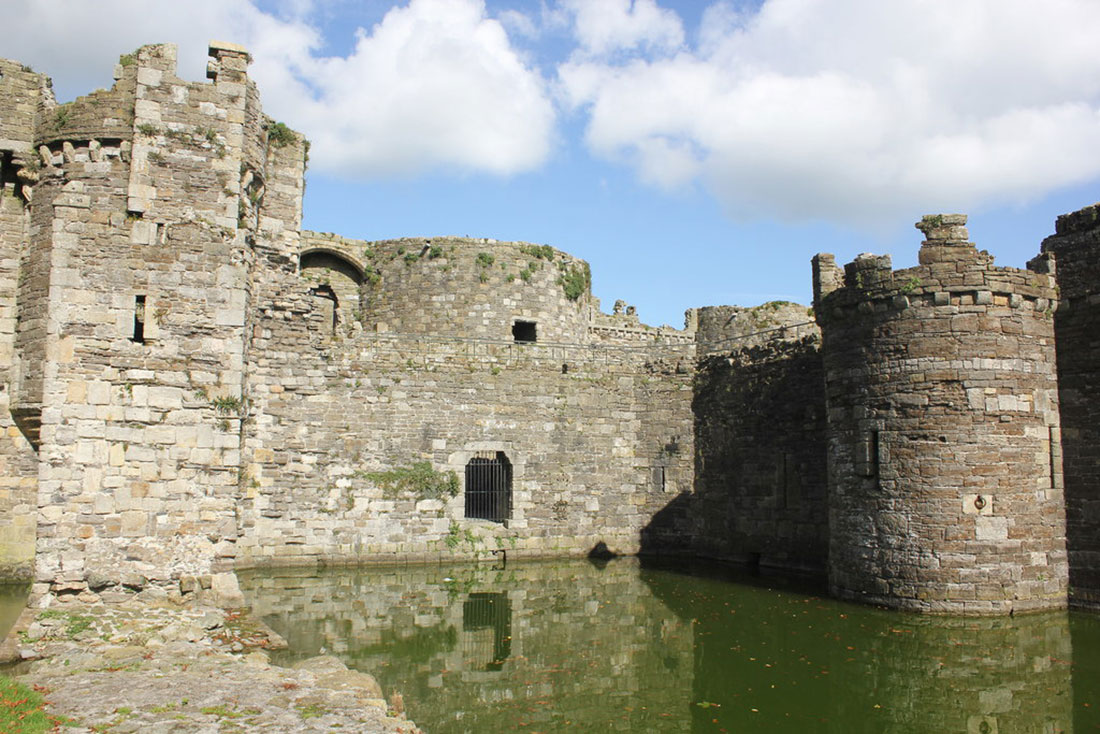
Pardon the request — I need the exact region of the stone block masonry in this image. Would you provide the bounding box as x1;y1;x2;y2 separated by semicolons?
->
242;230;695;565
1;42;1098;615
692;331;827;572
814;215;1067;614
1036;205;1100;609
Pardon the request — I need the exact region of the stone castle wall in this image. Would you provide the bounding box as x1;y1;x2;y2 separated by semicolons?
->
814;215;1067;614
356;236;592;344
0;59;43;578
238;276;695;565
693;301;817;352
1;43;1098;614
1037;206;1100;608
0;41;316;588
691;333;828;572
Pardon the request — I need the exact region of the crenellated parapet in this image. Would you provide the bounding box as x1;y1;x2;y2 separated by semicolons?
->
814;215;1057;320
813;214;1067;614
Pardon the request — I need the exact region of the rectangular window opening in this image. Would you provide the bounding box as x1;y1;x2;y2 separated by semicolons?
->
871;429;881;488
132;295;146;343
512;320;537;343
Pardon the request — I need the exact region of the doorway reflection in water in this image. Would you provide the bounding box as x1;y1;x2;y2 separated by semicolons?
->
238;558;1099;734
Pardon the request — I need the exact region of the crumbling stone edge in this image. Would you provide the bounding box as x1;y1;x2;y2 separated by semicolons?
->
0;573;422;733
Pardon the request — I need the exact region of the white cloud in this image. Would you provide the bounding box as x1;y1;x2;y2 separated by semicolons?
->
558;0;1100;223
497;8;539;39
560;0;684;57
286;0;555;176
3;0;555;179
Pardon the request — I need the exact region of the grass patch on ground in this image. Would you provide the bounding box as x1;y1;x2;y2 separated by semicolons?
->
0;676;79;732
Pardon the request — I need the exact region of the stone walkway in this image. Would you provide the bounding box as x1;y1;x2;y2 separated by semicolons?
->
2;588;421;733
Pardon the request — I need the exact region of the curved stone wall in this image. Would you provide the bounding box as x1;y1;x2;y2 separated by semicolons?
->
694;302;818;353
813;214;1067;613
357;237;592;343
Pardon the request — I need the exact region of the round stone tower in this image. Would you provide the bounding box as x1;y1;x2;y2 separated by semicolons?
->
358;236;593;343
813;214;1068;614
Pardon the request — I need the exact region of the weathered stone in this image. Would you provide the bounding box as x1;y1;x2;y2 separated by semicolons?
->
813;215;1066;614
0;44;1096;618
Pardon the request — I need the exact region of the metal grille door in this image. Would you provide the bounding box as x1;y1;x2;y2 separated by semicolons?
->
465;452;512;522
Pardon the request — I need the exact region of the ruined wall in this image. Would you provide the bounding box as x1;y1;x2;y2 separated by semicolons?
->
237;223;696;567
353;236;593;344
1036;204;1100;609
589;297;695;347
14;42;276;590
693;301;817;351
814;215;1067;614
692;333;828;572
0;60;45;577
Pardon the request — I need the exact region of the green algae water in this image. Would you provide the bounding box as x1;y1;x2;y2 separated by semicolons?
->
239;559;1100;733
0;584;29;643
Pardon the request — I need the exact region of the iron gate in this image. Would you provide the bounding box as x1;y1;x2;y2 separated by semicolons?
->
465;452;512;523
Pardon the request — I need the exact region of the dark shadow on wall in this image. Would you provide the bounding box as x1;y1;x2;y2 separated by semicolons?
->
639;491;697;557
1053;302;1100;607
641;335;830;576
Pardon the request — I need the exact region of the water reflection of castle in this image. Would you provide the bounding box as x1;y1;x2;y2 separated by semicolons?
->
461;593;511;672
239;560;1100;733
242;561;695;732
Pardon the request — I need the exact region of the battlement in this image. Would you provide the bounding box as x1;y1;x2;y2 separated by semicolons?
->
814;214;1057;327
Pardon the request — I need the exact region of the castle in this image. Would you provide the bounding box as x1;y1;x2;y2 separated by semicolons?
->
0;42;1096;615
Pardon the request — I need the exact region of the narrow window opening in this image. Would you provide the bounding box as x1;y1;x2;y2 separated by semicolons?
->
465;451;512;523
1049;425;1062;489
132;295;146;343
512;320;537;343
0;152;22;200
872;430;880;478
308;284;339;334
857;430;880;480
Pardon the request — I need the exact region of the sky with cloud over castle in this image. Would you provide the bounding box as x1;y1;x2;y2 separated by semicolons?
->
8;0;1100;327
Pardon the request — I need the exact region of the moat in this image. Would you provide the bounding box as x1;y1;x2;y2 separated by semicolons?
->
239;558;1100;733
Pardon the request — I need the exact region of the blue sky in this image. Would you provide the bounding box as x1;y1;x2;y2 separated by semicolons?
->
8;0;1100;328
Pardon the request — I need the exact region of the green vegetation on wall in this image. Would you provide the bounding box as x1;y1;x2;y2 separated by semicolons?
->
558;262;591;301
266;121;296;148
365;462;460;501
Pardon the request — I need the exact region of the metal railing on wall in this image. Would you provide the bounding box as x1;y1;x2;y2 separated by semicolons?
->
329;319;819;363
